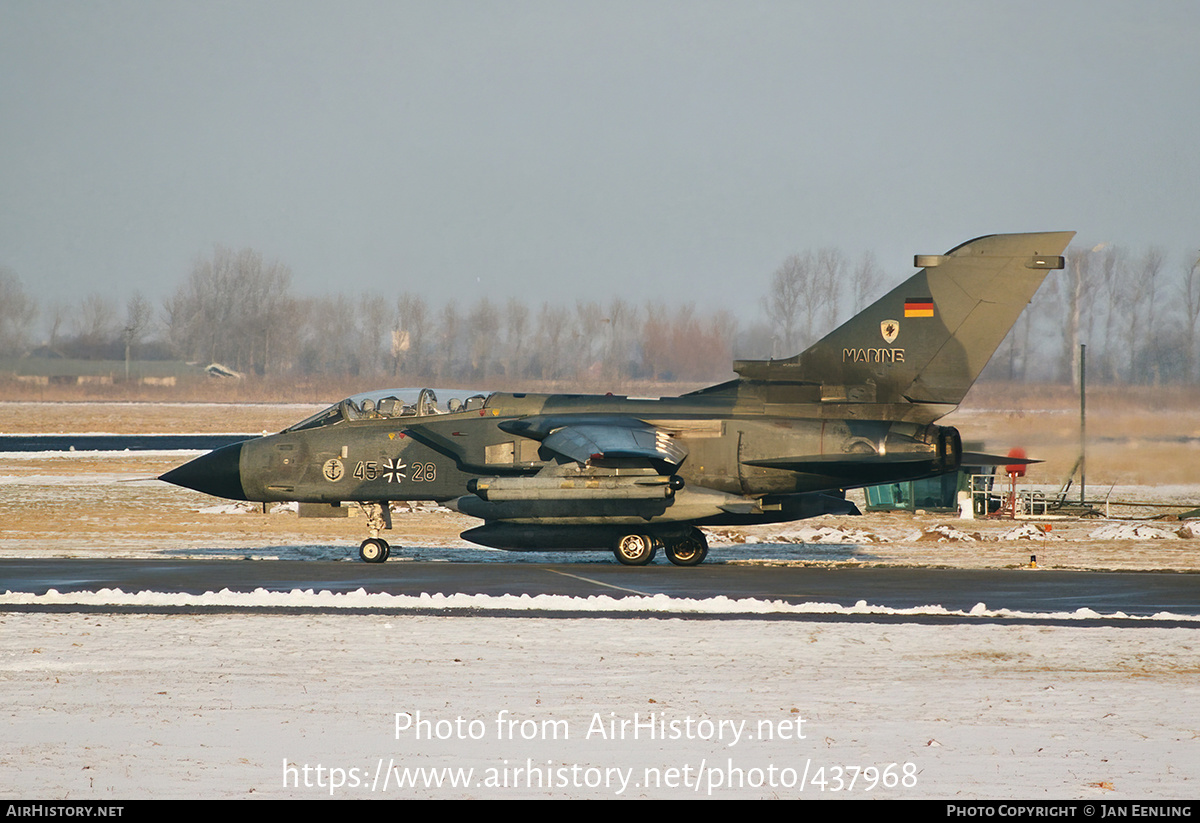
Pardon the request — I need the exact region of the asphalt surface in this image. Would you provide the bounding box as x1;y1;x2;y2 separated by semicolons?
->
2;559;1197;624
0;434;254;451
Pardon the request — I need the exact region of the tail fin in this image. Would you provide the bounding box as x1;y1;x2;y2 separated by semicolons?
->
734;231;1075;412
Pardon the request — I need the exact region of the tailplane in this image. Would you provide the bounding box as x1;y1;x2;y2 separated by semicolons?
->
733;231;1074;412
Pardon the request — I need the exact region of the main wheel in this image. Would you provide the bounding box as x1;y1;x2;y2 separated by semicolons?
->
665;529;708;566
613;534;656;566
359;537;390;563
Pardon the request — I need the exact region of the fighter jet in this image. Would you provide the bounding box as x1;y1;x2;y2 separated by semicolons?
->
161;231;1072;565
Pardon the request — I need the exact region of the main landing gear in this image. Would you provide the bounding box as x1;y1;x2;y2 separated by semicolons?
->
614;534;658;566
612;528;709;566
663;528;708;566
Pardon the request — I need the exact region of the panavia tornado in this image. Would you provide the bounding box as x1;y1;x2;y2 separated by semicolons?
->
161;231;1073;565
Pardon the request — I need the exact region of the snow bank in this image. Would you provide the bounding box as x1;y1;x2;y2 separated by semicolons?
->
3;586;1195;622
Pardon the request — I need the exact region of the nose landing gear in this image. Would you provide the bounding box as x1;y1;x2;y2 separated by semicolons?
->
356;501;394;563
359;537;390;563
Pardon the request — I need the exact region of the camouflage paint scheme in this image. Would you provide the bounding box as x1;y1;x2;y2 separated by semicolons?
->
161;232;1074;565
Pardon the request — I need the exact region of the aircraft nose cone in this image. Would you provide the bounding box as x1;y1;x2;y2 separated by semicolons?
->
159;441;247;500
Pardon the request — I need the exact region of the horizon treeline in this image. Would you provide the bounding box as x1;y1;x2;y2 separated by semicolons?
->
2;243;1198;387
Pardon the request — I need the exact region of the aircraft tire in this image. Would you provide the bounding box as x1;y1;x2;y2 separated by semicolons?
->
665;529;708;566
359;538;390;563
613;534;656;566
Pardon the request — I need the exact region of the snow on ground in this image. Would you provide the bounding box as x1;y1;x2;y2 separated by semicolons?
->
2;613;1198;799
5;586;1197;622
2;458;1198;569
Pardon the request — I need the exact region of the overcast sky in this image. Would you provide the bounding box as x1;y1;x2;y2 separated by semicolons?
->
2;0;1197;319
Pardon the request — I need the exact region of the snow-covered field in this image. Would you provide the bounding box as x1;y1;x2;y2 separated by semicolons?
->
1;443;1198;798
3;613;1198;799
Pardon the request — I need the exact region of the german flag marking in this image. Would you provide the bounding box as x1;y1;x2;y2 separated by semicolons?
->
904;298;934;318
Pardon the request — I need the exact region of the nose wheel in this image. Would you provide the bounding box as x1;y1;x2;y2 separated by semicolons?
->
359;537;390;563
355;501;394;562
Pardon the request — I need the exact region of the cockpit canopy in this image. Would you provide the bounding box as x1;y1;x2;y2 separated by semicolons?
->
284;388;493;433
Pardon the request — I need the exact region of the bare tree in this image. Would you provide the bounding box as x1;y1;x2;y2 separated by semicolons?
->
347;294;390;378
533;302;569;380
125;293;153;342
71;293;120;357
763;254;807;357
570;300;605;378
812;248;847;334
763;249;846;357
57;236;1193;388
435;302;461;382
1122;249;1163;383
0;266;36;355
296;295;359;375
395;293;429;379
466;298;500;380
44;299;69;351
1095;246;1125;382
1060;244;1110;388
602;297;639;382
639;299;672;380
164;246;296;374
504;298;529;380
851;250;884;314
231;248;295;375
123;292;153;377
1181;252;1200;382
